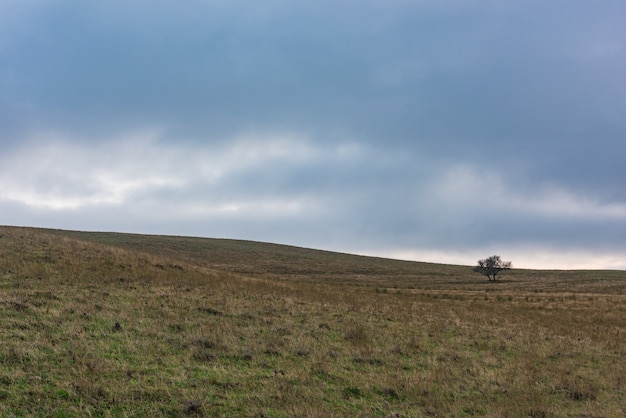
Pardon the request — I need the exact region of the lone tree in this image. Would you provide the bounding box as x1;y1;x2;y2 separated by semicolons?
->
473;255;512;281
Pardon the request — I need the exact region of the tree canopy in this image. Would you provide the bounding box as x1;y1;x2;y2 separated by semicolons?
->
473;255;512;281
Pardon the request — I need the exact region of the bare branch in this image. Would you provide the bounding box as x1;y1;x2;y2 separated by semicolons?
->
473;255;512;281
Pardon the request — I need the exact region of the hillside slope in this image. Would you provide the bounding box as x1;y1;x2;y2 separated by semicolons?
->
25;226;626;293
38;227;469;280
1;225;625;417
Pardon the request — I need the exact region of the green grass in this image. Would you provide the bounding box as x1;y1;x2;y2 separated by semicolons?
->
1;225;625;416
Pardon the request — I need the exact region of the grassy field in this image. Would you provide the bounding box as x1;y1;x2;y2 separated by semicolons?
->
1;226;625;417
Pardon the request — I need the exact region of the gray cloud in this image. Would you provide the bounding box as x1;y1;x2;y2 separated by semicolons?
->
1;1;625;268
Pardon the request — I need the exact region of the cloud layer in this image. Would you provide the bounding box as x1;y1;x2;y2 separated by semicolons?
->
1;1;625;268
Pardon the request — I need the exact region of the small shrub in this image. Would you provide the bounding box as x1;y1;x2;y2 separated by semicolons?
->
345;324;370;346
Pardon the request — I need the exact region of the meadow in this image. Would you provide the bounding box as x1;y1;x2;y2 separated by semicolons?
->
1;225;624;417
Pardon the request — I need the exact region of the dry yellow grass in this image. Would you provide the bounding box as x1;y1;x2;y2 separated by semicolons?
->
1;226;625;416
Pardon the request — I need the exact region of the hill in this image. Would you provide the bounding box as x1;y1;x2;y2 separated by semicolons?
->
1;225;625;417
37;227;470;282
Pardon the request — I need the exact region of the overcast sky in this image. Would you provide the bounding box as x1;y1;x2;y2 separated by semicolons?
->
2;0;625;269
